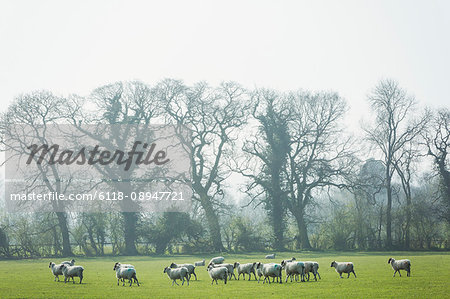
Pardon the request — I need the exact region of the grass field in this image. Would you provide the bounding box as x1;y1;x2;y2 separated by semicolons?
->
0;252;449;298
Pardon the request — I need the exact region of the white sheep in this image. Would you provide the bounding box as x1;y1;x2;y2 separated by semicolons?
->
331;261;356;278
61;259;75;266
48;262;64;281
61;264;84;284
233;262;257;280
260;263;282;284
195;259;205;267
388;258;411;277
209;256;225;264
265;253;276;259
281;261;305;283
207;264;228;285
170;263;197;280
113;263;140;286
164;266;190;286
208;263;237;280
304;261;321;281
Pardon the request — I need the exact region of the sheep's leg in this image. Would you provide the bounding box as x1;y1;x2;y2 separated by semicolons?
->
347;272;350;278
187;276;190;286
398;270;402;277
340;273;343;278
352;271;357;278
181;277;185;285
253;272;257;281
122;278;125;286
215;279;218;285
79;275;83;284
193;271;197;281
393;270;397;277
317;272;321;280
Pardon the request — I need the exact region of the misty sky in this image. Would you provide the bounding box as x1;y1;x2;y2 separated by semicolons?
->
1;0;449;130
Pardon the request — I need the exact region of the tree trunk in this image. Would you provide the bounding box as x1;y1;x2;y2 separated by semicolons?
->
293;209;311;250
56;212;73;256
122;212;138;255
386;168;393;249
200;195;224;252
271;195;285;251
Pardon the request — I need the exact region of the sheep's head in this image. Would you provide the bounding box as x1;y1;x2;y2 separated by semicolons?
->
255;262;263;269
163;267;169;273
291;257;296;261
331;261;337;268
388;258;393;264
113;262;121;271
233;262;239;268
71;259;75;265
49;262;53;268
61;264;68;272
170;262;177;268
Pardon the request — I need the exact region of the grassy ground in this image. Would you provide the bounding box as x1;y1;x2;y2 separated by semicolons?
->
0;252;448;298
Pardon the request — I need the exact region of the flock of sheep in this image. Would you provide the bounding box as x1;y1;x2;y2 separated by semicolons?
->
48;255;412;286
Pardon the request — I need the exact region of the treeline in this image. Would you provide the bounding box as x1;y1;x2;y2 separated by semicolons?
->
0;79;448;258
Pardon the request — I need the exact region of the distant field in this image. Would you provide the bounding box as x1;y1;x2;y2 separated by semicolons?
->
0;252;449;298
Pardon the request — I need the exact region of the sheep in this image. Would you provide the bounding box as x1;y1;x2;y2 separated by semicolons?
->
388;258;411;277
265;253;276;259
170;263;197;280
164;266;190;286
331;261;356;278
253;262;264;283
209;256;225;265
61;259;75;266
281;260;305;283
195;259;206;267
207;264;228;285
259;263;282;284
49;262;64;282
234;262;257;280
113;263;139;286
304;261;321;281
208;263;237;280
61;264;84;284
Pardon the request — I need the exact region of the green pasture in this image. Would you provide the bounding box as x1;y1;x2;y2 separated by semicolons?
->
0;252;448;298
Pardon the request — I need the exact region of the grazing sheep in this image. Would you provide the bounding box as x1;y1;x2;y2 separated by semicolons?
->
234;262;257;280
331;261;356;278
61;264;84;284
209;256;225;265
208;263;237;280
207;264;228;285
49;262;64;281
61;259;75;266
304;261;321;281
281;260;305;283
195;259;206;267
260;263;282;284
170;263;197;280
164;266;190;286
388;258;411;277
113;263;139;286
265;253;276;259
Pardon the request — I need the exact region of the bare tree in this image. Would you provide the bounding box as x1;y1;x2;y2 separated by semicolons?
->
423;109;449;224
364;79;425;248
0;91;73;256
159;79;250;251
285;91;356;249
